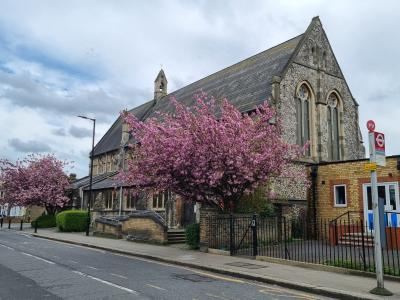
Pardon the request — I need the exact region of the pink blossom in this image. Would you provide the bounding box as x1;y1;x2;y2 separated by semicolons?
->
0;154;70;214
118;93;308;210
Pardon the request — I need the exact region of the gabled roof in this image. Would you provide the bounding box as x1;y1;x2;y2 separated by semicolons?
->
93;30;305;157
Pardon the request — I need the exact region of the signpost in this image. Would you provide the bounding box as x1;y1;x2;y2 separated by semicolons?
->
367;120;392;296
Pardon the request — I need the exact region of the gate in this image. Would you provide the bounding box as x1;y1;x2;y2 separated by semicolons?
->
209;214;258;257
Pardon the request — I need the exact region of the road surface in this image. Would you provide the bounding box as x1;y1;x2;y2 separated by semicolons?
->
0;229;331;299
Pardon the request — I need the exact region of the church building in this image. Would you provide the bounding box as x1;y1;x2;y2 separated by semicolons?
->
74;17;365;229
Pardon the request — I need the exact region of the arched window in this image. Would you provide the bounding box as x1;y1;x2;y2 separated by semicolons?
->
327;92;340;160
296;84;312;155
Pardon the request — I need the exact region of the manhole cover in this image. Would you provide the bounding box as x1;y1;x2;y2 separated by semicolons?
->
225;262;267;269
172;273;214;282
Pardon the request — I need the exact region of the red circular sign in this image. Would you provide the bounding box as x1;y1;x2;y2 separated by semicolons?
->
375;133;385;148
367;120;375;132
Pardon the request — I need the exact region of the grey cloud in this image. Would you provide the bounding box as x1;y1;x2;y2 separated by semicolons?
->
8;138;51;153
68;125;92;138
0;70;150;124
52;127;67;136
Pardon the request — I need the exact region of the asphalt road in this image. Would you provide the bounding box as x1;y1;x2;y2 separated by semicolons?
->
0;229;332;300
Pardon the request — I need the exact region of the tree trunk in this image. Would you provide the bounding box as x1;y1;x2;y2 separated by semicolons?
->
45;205;57;215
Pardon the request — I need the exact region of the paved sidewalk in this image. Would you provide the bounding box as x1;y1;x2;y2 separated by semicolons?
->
13;228;400;300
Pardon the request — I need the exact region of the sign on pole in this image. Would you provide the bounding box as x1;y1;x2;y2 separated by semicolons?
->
374;132;386;166
367;121;392;296
364;163;377;172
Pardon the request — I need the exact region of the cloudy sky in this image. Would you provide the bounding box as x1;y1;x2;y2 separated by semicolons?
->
0;0;399;177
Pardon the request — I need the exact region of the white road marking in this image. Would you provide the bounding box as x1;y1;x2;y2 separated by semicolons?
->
0;244;14;250
72;270;138;295
18;233;32;238
69;260;78;264
205;293;229;300
87;266;99;270
21;252;55;265
146;284;167;291
111;273;128;279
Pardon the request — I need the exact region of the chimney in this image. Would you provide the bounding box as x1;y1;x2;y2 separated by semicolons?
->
154;69;168;101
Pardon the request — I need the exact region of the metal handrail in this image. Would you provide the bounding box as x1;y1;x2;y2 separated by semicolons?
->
329;210;362;224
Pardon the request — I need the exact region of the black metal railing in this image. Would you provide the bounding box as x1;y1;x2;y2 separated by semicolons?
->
209;214;400;277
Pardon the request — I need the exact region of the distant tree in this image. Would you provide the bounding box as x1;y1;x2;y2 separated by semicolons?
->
119;93;308;211
0;154;70;215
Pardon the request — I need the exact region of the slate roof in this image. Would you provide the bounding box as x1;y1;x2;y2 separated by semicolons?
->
83;174;125;191
68;172;118;190
149;34;303;117
92;34;303;157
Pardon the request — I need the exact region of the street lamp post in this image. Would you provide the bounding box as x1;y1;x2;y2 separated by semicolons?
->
78;115;96;236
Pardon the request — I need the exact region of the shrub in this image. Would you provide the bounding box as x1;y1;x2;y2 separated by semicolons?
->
185;223;200;249
56;210;88;232
31;214;56;228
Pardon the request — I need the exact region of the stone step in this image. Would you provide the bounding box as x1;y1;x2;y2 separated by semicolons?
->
338;240;374;247
342;232;373;237
338;233;374;247
168;240;186;244
341;235;374;241
167;229;186;244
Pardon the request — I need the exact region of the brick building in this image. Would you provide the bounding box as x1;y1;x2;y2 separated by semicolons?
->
313;156;400;227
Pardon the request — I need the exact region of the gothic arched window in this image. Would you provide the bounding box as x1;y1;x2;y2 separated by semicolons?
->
296;84;312;155
327;92;340;160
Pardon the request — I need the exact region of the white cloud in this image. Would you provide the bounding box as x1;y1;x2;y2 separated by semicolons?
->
0;0;399;176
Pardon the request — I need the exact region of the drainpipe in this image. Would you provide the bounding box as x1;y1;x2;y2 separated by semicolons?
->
119;147;125;216
310;165;318;237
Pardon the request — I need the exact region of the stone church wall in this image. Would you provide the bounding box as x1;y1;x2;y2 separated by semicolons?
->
279;63;363;162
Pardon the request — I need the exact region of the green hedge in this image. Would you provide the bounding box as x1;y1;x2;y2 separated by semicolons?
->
185;223;200;249
56;210;88;232
31;214;56;228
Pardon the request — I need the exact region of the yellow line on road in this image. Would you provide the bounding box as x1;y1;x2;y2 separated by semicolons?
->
258;287;320;300
192;270;244;283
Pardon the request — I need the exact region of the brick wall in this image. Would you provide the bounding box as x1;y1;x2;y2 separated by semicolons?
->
315;156;400;221
199;205;220;251
93;221;122;238
122;217;167;244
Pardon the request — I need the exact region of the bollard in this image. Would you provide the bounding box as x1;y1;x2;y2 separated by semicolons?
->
34;220;38;233
0;218;3;228
20;219;23;231
8;218;11;229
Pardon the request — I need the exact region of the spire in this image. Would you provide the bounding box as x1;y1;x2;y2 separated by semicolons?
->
154;68;168;101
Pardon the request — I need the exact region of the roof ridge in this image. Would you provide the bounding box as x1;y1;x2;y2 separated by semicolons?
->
157;33;304;102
